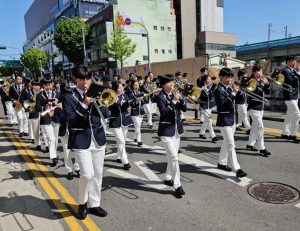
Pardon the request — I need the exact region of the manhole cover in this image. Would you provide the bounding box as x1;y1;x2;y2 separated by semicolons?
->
248;182;300;204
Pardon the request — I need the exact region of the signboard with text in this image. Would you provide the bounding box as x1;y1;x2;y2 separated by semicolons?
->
117;13;147;34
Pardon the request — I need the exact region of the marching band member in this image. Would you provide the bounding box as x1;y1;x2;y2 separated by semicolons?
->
281;56;300;143
129;80;145;146
148;72;158;115
62;65;107;219
58;83;80;180
36;77;61;165
246;65;271;155
198;75;218;142
236;69;251;134
9;74;28;137
1;84;11;121
214;68;247;178
109;81;133;170
157;76;187;196
174;71;186;122
196;67;208;123
141;75;154;129
20;78;34;143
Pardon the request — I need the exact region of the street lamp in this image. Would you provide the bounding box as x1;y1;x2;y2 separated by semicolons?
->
132;22;150;71
61;16;87;65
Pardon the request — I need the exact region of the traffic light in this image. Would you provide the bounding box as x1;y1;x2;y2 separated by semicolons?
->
20;57;28;60
35;58;42;60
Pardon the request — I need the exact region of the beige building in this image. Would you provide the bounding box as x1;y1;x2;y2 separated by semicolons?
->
173;0;236;59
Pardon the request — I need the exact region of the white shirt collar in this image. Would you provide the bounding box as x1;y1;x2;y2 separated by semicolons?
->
76;87;86;98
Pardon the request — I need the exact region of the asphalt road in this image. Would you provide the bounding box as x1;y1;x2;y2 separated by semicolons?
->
0;108;300;231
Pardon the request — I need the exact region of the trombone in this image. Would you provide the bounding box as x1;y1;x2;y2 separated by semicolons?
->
261;74;292;92
231;79;270;106
171;86;211;119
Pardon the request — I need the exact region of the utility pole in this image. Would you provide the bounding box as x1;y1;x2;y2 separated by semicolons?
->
284;26;288;38
268;23;272;64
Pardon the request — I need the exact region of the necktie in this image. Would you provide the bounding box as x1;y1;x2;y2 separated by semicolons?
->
18;85;21;93
83;91;86;99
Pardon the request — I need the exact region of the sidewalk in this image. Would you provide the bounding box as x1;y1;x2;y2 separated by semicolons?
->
0;117;64;231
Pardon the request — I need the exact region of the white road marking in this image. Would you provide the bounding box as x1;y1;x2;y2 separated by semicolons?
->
135;161;163;182
105;153;117;158
295;203;300;208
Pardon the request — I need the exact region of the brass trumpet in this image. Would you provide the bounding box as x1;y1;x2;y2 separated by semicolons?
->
261;74;292;92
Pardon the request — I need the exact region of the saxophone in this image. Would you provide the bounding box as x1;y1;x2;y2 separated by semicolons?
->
15;86;25;111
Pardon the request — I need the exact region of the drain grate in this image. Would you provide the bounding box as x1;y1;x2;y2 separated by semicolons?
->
248;182;300;204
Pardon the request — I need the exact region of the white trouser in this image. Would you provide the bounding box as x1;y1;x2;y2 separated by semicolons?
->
40;125;48;146
30;118;41;146
113;127;129;164
41;123;60;159
60;133;80;173
144;102;153;126
160;130;181;189
282;100;300;136
237;104;251;130
247;110;265;150
132;115;143;142
26;112;33;139
200;112;204;122
75;140;105;208
219;125;241;171
152;102;157;114
5;101;17;124
199;109;215;138
15;108;28;133
180;111;185;120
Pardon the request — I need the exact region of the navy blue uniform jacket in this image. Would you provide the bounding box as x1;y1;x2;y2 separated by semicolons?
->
199;84;216;109
157;90;187;137
247;76;270;111
129;90;145;116
214;83;243;127
109;93;133;128
62;88;106;149
281;66;300;101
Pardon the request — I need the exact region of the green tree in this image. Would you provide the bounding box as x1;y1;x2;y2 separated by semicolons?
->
102;21;136;74
0;66;13;77
54;17;92;66
21;47;48;77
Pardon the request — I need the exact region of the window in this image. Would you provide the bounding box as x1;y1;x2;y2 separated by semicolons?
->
168;27;171;32
154;26;157;30
143;56;148;61
198;43;236;51
49;4;58;15
161;27;164;31
168;50;172;54
154;49;158;53
217;0;224;7
161;49;165;54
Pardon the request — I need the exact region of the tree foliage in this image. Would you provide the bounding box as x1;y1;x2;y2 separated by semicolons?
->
54;17;92;66
21;47;48;77
102;21;136;72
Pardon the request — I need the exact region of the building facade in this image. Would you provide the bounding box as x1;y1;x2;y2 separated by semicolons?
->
173;0;236;59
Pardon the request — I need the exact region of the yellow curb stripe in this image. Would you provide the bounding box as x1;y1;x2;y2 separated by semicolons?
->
4;130;84;231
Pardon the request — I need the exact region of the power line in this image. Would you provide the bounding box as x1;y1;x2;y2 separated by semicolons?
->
0;45;23;50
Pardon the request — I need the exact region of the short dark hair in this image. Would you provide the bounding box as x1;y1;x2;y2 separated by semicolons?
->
160;76;174;86
111;81;120;92
252;65;263;73
16;75;23;80
73;65;91;79
113;74;118;78
285;56;297;62
131;80;139;88
129;73;134;77
144;75;150;81
201;75;210;84
237;69;247;77
148;72;153;76
175;71;181;76
200;67;208;73
219;68;234;77
25;78;32;83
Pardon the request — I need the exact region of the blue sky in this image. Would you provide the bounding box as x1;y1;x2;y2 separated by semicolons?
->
0;0;299;61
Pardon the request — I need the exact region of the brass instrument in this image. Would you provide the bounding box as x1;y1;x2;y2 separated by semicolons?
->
2;76;14;96
41;106;58;116
231;79;270;106
24;90;41;113
15;86;25;111
262;74;292;92
175;79;186;90
144;82;160;100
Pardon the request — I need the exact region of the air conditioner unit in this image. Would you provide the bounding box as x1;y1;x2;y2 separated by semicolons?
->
137;61;142;65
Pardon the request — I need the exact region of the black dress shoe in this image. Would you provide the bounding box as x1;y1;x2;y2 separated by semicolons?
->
246;129;251;135
149;125;153;129
290;136;300;143
182;118;186;122
175;186;185;196
281;134;291;139
199;134;207;139
178;149;182;154
9;124;13;127
89;207;107;217
123;163;131;170
199;121;203;124
45;146;49;152
246;145;258;151
134;139;137;142
52;157;58;166
236;169;247;178
24;133;29;136
75;170;80;178
36;145;41;151
212;137;219;142
236;127;242;131
260;149;271;156
138;141;143;146
19;132;24;137
164;179;174;186
31;139;35;144
67;172;73;180
217;164;232;172
78;202;88;220
116;159;122;163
